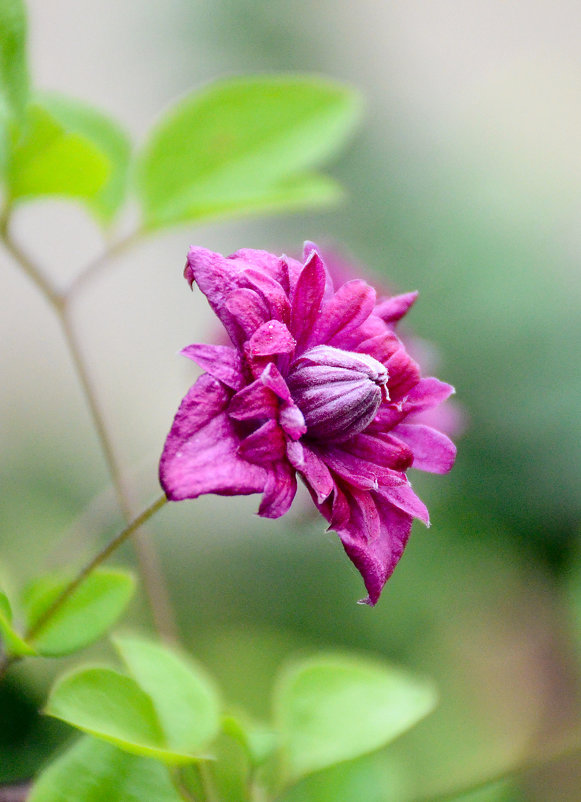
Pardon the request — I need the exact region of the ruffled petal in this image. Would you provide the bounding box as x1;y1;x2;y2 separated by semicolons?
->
315;445;405;490
290;250;328;353
225;288;270;337
374;291;418;323
402;377;456;414
314;280;376;346
244;320;296;376
160;374;268;501
377;482;430;525
385;349;421;401
228;380;279;421
180;344;243;390
290;444;334;503
238;420;286;464
259;461;297;518
393;423;457;474
340;432;414;472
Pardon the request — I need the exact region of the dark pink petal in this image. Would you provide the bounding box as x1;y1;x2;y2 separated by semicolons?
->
374;291;418;323
279;404;307;440
228;381;279;421
259;461;297;518
393;423;457;474
290;444;334;503
229;248;302;287
367;403;406;432
244;268;291;324
260;362;293;403
225;288;270;337
238;420;286;464
314;281;376;346
340;500;413;605
290;250;327;353
160;374;268;501
402;377;456;415
355;331;401;365
378;482;429;525
345;484;381;542
340;432;414;472
385;349;421;401
244;320;295;360
317;445;405;491
180;344;243;390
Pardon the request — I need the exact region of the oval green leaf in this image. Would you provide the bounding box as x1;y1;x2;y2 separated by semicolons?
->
113;635;221;754
6;104;111;205
0;589;35;656
274;653;438;782
136;74;361;229
23;568;135;657
45;666;195;764
37;92;131;223
0;0;29;122
29;735;183;802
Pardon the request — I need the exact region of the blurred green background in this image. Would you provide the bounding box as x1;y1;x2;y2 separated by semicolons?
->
1;1;581;799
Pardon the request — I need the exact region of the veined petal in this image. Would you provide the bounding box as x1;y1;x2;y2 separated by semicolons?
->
385;349;421;401
377;482;430;525
290;444;334;504
180;344;243;390
290;250;328;353
245;320;295;359
225;288;270;337
244;268;291;324
160;374;268;501
393;423;457;474
259;461;297;519
340;432;414;472
316;445;405;490
355;331;401;365
314;280;376;346
374;291;418;323
403;377;456;414
238;420;286;464
228;381;279;421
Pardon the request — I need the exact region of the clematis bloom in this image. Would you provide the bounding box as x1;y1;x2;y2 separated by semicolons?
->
160;243;456;604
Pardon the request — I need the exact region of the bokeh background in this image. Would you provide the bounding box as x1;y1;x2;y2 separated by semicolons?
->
1;1;581;799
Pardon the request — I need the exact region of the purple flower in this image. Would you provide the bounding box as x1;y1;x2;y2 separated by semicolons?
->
160;243;456;604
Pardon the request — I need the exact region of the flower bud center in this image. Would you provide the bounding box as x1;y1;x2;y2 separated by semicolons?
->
286;345;389;442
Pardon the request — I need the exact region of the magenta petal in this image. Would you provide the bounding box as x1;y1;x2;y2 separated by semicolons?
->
394;423;457;474
290;250;328;353
228;381;279;420
290;444;334;503
374;291;418;323
245;320;295;357
160;374;268;501
279;404;307;440
345;484;381;542
340;500;413;605
180;344;243;390
355;331;401;365
259;461;297;518
403;377;456;414
260;362;293;403
341;432;414;472
385;349;421;401
318;445;405;490
244;268;291;324
225;288;270;337
315;280;376;345
378;482;429;525
239;420;286;464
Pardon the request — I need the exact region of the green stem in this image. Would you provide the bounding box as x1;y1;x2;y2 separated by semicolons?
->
1;218;178;642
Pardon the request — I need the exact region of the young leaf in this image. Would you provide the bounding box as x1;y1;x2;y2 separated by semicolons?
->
45;666;195;764
113;635;221;754
6;104;111;205
29;735;183;802
37;92;131;223
23;568;135;657
136;74;361;230
0;0;29;121
274;653;438;783
0;590;35;656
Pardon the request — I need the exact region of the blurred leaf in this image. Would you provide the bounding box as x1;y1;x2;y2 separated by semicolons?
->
222;713;277;767
29;735;183;802
451;778;525;801
6;104;110;204
45;666;195;763
208;727;251;802
36;92;131;223
23;569;135;657
136;74;361;229
113;635;221;754
0;0;29;121
0;590;34;656
274;653;437;783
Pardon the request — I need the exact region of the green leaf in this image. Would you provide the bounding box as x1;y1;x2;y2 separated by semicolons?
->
29;736;183;802
6;103;111;205
222;713;277;767
208;727;251;802
0;0;29;121
136;74;361;229
274;653;438;783
0;589;35;656
45;666;194;764
37;92;131;223
113;635;221;754
23;568;135;657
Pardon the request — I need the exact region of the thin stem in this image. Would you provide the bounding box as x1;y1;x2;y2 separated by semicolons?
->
1;219;178;641
26;494;168;642
412;732;581;802
65;228;143;303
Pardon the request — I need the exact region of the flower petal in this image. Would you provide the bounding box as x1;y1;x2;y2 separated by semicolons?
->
225;288;270;337
314;280;376;346
393;423;457;474
355;331;401;365
180;344;243;390
374;291;418;323
316;445;405;490
290;250;328;353
228;381;279;421
340;432;414;472
259;461;297;519
243;268;291;324
290;444;334;504
238;420;286;464
377;482;429;525
385;349;421;401
160;374;268;501
245;320;295;359
403;377;456;414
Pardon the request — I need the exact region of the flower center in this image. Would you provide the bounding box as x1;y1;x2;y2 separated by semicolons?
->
286;345;389;442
